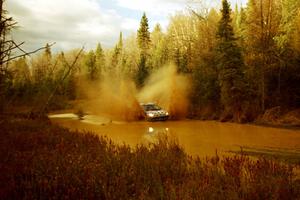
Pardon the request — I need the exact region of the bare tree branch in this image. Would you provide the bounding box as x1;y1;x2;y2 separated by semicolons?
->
11;41;27;54
2;21;17;30
0;16;13;25
1;41;25;55
1;42;56;65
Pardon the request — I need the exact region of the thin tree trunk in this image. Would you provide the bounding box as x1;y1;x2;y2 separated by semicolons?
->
260;0;265;112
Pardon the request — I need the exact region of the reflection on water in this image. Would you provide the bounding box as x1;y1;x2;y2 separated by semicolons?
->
49;114;300;157
147;127;169;134
144;126;170;143
148;127;154;133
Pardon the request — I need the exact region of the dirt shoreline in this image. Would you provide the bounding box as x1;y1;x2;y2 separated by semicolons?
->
252;121;300;130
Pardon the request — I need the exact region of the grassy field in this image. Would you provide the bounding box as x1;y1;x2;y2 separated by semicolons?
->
0;115;299;199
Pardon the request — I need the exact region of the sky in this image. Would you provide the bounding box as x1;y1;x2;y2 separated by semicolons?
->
6;0;247;52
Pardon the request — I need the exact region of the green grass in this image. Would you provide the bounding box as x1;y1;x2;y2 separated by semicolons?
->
0;116;299;199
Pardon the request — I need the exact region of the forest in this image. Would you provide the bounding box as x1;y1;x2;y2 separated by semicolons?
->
1;0;300;124
1;0;300;199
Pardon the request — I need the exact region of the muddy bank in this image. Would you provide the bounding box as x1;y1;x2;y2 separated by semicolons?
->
255;107;300;129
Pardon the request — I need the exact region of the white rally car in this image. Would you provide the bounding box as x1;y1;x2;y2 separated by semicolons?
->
140;103;169;121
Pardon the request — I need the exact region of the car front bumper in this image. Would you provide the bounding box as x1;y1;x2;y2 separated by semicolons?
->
146;115;169;121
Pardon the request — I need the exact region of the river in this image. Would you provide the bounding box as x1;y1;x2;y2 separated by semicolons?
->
49;113;300;159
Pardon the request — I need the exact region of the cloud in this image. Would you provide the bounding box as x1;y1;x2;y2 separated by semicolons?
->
121;18;140;31
116;0;247;16
116;0;187;17
6;0;137;52
5;0;248;52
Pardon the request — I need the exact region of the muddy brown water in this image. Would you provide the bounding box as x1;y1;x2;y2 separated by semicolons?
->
49;113;300;157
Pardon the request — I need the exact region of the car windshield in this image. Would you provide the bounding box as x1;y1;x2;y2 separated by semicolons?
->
142;104;162;111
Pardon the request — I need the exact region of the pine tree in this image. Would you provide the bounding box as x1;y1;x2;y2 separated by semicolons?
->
85;50;97;81
111;46;120;68
137;13;151;55
216;0;246;122
111;32;124;75
95;43;105;78
136;13;151;87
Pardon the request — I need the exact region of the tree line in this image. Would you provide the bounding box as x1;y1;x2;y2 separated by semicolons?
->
2;0;300;122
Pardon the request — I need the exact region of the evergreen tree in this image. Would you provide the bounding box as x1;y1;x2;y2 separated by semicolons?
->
216;0;247;122
137;12;151;55
111;32;125;75
112;32;123;62
136;13;151;87
111;46;120;69
95;43;105;78
136;55;148;88
85;50;97;81
95;43;104;59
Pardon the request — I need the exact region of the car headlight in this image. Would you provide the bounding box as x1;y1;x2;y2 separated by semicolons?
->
147;113;154;117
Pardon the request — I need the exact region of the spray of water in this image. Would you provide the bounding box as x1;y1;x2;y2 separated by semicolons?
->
138;64;190;119
80;76;143;121
79;63;190;121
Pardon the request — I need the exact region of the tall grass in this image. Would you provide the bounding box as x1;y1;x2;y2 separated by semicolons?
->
0;117;299;199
